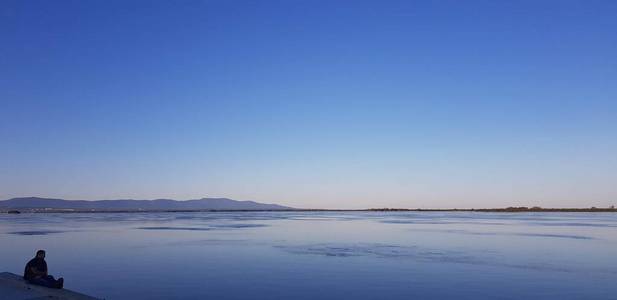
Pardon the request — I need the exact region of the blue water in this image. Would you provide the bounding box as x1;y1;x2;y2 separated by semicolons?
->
1;212;616;299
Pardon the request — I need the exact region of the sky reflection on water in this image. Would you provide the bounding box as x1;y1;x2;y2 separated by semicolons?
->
1;211;616;299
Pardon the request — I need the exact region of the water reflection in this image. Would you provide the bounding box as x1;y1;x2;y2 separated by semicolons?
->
0;211;615;300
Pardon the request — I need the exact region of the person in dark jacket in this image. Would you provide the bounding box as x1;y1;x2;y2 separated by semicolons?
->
24;250;64;289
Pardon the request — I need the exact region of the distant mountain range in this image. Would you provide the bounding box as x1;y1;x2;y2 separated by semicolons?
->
0;197;293;211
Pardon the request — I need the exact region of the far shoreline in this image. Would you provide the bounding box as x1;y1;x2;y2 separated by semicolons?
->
2;207;616;214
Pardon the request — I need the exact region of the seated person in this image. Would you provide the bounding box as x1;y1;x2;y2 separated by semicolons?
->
23;250;64;289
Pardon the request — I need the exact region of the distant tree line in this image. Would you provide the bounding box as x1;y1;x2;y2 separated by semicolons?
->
367;206;617;212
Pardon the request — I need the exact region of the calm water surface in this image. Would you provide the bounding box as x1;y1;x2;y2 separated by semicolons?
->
1;211;616;299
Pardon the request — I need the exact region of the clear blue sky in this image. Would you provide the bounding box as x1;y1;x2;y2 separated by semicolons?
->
1;0;616;208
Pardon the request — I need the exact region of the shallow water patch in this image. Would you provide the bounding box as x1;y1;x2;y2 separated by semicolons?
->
8;230;66;235
136;226;212;231
408;229;594;240
209;224;268;229
275;243;477;264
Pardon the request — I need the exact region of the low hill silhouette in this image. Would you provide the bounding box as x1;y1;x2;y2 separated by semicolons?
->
0;197;292;211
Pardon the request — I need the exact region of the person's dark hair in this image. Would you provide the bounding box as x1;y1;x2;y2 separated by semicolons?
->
36;250;46;256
